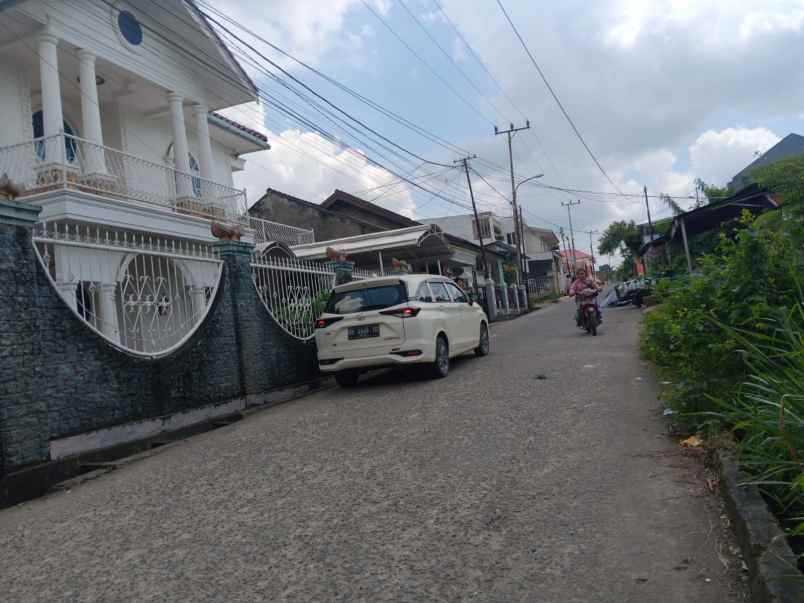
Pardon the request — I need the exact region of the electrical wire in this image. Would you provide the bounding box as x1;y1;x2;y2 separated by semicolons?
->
495;0;625;197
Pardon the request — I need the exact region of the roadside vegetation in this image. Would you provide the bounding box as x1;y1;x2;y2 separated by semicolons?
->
639;163;804;555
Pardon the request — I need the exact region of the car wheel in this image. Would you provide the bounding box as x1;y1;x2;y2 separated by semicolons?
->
431;335;449;379
334;370;359;387
475;323;490;357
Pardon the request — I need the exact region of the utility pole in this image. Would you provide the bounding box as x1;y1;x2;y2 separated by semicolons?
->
643;185;654;237
495;121;530;284
561;200;581;271
587;230;596;279
455;155;488;279
517;206;528;279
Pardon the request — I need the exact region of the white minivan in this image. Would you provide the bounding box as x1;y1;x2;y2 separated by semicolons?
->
315;274;490;386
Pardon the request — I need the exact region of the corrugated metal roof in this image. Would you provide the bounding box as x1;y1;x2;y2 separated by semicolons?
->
291;224;448;259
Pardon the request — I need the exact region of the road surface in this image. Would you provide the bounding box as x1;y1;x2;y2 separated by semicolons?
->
0;301;745;602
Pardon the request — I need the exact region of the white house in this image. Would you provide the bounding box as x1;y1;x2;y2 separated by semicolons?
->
0;1;304;355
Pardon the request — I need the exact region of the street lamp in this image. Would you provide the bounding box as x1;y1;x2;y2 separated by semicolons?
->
514;173;544;194
511;173;543;283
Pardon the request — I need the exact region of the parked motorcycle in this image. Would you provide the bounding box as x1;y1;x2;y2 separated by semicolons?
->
577;289;600;336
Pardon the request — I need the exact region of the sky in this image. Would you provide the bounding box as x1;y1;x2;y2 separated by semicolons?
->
209;0;804;264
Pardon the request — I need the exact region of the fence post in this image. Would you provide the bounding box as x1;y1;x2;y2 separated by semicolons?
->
213;239;255;401
0;199;51;475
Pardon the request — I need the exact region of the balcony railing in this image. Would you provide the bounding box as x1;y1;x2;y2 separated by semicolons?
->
0;133;247;226
249;215;315;246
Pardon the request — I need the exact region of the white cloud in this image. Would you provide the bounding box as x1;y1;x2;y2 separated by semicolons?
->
689;127;781;186
233;128;417;218
211;0;378;68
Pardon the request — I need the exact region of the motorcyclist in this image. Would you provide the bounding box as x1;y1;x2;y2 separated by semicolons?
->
568;267;602;326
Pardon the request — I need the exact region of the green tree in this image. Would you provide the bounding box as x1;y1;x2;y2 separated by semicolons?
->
749;154;804;208
597;220;642;257
694;178;729;205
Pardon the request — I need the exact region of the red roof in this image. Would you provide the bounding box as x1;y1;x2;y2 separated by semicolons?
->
210;112;268;143
559;249;593;260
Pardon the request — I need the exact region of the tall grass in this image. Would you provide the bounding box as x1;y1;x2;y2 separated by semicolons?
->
709;303;804;539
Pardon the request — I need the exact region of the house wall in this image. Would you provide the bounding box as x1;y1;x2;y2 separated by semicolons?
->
0;204;317;479
20;0;247;110
420;215;476;242
250;191;374;241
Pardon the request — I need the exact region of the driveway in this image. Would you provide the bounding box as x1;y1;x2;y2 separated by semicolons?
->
0;301;745;602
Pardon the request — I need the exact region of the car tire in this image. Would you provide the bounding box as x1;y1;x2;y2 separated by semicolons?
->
334;370;359;388
475;323;490;357
431;335;449;379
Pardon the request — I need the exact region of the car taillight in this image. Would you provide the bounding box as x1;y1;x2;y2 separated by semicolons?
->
380;307;421;318
314;316;343;329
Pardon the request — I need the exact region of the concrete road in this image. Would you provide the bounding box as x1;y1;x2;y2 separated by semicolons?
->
0;301;746;602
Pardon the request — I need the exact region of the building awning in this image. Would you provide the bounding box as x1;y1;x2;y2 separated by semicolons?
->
291;224;450;262
669;184;778;241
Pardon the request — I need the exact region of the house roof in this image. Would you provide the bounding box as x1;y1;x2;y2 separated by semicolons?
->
668;183;778;240
290;224;449;261
210;112;268;143
728;133;804;188
321;190;420;229
185;0;258;97
559;249;594;261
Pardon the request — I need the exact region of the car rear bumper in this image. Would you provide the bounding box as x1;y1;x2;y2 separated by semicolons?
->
318;349;436;373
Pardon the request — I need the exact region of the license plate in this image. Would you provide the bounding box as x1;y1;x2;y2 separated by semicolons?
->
348;324;380;340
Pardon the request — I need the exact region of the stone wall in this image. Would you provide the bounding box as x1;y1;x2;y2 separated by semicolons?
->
0;201;317;475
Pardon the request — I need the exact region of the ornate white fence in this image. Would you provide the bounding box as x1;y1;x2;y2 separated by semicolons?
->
33;221;223;356
0;134;247;226
249;216;315;246
251;254;374;340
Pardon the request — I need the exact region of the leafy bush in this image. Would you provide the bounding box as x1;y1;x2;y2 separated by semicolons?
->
709;304;804;540
641;209;803;540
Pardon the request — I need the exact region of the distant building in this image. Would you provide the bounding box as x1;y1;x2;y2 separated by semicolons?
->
728;133;804;191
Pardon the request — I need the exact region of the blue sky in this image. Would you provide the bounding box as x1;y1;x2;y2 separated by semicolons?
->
212;0;804;256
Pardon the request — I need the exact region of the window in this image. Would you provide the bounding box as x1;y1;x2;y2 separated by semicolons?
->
32;110;76;161
472;217;492;240
325;283;406;315
445;282;468;303
415;282;434;302
118;10;143;46
428;282;451;302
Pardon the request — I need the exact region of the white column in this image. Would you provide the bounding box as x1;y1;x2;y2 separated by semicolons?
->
77;49;107;174
168;92;192;198
98;284;120;342
192;103;214;181
55;281;77;312
38;29;65;163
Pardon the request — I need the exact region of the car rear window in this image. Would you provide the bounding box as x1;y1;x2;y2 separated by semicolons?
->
325;283;407;315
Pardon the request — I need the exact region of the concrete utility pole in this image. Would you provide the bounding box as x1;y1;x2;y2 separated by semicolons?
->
587;230;596;278
643;185;654;237
518;206;527;277
455;155;488;279
495;121;530;283
561;200;581;271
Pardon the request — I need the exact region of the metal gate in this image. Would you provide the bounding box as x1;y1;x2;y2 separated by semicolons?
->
250;254;372;340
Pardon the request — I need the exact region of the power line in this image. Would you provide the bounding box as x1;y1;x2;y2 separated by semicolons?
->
397;0;512;123
495;0;624;197
194;0;473;159
360;0;496;127
431;0;527;121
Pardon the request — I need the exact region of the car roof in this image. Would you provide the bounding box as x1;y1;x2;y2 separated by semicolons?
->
332;273;453;293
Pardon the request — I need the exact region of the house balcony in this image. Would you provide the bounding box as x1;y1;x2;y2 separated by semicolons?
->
1;133;248;228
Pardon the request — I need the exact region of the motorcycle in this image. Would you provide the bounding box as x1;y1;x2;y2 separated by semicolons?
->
577;288;600;336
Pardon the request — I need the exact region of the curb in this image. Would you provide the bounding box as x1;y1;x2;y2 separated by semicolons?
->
715;449;804;602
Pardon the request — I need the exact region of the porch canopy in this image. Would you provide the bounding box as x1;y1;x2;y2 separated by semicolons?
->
290;224;450;272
